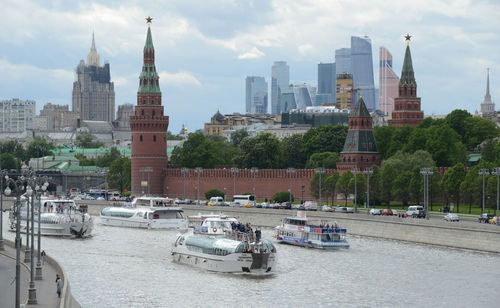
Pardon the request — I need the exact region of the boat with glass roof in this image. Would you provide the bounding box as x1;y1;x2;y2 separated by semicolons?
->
10;197;93;237
100;197;187;229
171;215;276;274
274;211;349;249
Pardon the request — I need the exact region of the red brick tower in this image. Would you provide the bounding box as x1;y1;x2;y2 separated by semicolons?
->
388;34;424;127
130;17;169;195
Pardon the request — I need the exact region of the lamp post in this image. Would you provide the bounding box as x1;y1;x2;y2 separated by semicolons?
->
492;167;500;226
231;167;239;199
181;168;189;200
352;168;360;213
24;171;36;264
0;169;8;251
250;167;258;204
315;168;325;208
301;185;305;204
287;168;295;204
24;176;37;304
420;168;433;220
5;173;29;308
363;168;373;213
479;168;490;215
34;176;49;280
195;167;203;205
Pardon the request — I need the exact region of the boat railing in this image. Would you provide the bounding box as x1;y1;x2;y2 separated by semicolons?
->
223;230;254;243
306;225;347;233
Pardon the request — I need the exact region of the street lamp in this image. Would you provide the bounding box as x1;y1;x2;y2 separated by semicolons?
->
0;169;8;251
352;168;360;213
250;167;258;204
231;167;239;199
34;176;49;281
492;167;500;226
23;178;37;305
363;168;373;213
301;185;305;204
287;168;295;204
479;168;490;215
23;170;36;264
181;168;189;200
195;167;203;205
5;173;29;308
420;168;433;220
315;168;325;208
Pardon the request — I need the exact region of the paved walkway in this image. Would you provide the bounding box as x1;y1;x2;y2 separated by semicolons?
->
0;241;61;308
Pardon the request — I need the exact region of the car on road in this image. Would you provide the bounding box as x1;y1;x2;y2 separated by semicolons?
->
381;209;393;216
407;205;424;216
304;201;318;211
336;207;354;213
443;213;459;222
411;209;426;218
369;208;381;215
280;202;292;210
321;205;333;212
478;213;495;223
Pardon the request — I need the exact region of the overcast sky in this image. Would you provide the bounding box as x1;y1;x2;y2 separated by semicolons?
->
1;0;499;132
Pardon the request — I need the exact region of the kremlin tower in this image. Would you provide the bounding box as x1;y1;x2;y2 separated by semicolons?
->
130;17;169;195
388;34;424;127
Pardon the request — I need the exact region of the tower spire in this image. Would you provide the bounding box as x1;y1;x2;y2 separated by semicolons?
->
138;18;160;95
91;31;96;50
86;31;100;66
485;68;491;99
400;35;415;87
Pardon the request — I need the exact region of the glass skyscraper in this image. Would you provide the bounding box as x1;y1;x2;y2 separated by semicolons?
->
335;48;351;75
245;76;268;114
271;61;290;114
351;36;376;111
316;63;336;105
379;47;400;115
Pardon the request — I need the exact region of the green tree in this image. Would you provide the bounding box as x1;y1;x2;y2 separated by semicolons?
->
230;129;249;148
392;171;412;207
336;171;353;205
462;116;499;150
75;131;104;148
0;140;27;162
349;173;366;207
425;125;466;167
272;191;293;203
236;133;283;169
386;125;414;158
373;125;395;160
281;134;306;168
481;139;500;164
301;124;347;159
97;147;121;167
324;172;340;205
442;163;467;212
461;171;480;214
108;157;131;193
368;165;382;206
26;137;55;161
305;152;340;169
167;130;184;140
0;153;18;170
409;167;423;204
428;167;442;211
445;109;471;142
381;164;397;207
204;189;225;199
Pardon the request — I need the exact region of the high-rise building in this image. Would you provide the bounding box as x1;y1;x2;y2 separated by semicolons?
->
40;103;79;131
0;99;35;132
316;63;336;105
245;76;268;114
379;47;400;115
72;33;115;124
280;92;297;113
271;61;290;114
335;48;351;75
480;69;495;115
292;84;316;110
336;73;354;109
388;35;424;127
351;36;376;111
116;103;134;130
130;19;169;196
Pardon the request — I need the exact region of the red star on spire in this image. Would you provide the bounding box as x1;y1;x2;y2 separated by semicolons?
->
146;16;153;24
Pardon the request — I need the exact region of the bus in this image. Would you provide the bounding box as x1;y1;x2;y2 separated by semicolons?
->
232;195;255;207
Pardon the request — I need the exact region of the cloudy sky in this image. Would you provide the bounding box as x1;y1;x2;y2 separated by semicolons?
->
1;0;499;132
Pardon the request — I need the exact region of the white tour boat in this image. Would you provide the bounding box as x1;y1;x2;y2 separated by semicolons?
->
100;197;187;229
274;211;349;249
172;216;276;274
10;198;93;237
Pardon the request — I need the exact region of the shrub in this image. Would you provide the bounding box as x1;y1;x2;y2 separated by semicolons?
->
204;189;225;200
272;191;294;203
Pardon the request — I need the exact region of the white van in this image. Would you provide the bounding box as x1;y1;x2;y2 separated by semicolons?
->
406;205;423;216
208;197;224;206
304;201;318;211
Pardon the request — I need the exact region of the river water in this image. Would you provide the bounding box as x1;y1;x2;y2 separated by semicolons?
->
2;215;500;307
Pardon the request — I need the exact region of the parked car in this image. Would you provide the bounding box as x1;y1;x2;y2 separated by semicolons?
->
321;205;333;212
479;213;495;223
407;205;424;216
411;209;426;218
280;202;292;210
304;201;318;211
369;208;381;215
391;209;398;216
444;213;459;222
381;209;393;216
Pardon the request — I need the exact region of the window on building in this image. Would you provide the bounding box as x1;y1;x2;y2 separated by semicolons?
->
153;135;156;142
141;110;144;116
140;135;143;142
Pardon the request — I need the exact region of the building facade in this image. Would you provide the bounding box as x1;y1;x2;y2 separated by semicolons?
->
130;21;169;196
0;99;35;132
292;83;316;110
281;106;349;127
72;33;115;124
351;36;376;111
40;103;79;131
480;69;495;115
245;76;268;114
204;111;280;136
271;61;290;114
388;37;424;127
116;103;134;130
316;63;336;105
336;73;354;109
335;48;351;75
337;97;380;172
379;47;400;116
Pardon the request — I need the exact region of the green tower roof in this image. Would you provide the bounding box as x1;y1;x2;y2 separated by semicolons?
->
144;26;154;52
400;45;416;86
138;24;161;94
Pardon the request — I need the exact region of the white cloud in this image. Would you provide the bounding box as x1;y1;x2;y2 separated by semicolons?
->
237;47;265;59
0;58;73;84
159;71;202;88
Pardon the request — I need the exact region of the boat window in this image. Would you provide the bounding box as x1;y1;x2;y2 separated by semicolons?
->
137;212;143;217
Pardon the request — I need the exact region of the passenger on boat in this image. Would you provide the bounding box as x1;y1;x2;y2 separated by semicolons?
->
255;229;261;242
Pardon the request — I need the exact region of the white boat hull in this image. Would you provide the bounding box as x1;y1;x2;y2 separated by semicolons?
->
13;219;94;237
100;216;187;229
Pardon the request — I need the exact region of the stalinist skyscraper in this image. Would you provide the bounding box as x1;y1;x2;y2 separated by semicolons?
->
72;33;115;123
480;69;495;116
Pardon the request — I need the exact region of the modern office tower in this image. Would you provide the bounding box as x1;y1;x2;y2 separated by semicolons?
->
130;20;169;196
40;103;79;131
292;84;316;110
72;33;115;124
316;63;336;105
280;92;297;113
116;103;134;130
271;61;290;114
336;73;354;109
0;99;35;132
245;76;268;114
351;36;376;111
388;36;424;127
335;48;352;75
480;69;495;115
379;47;400;115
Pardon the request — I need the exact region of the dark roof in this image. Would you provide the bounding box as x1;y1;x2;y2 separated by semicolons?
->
351;97;370;117
213;110;225;122
400;45;416;86
341;130;378;153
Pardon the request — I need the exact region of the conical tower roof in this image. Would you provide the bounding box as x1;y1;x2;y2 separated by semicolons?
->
87;31;100;66
144;26;154;52
352;96;370;117
400;44;416;86
138;21;160;94
484;68;492;101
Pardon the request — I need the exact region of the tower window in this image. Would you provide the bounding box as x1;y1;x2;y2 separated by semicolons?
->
141;110;144;116
153;135;157;142
152;110;155;117
140;135;143;142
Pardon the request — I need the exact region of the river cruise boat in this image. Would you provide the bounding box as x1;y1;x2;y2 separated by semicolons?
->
100;197;187;229
274;211;349;249
10;198;93;237
171;216;276;274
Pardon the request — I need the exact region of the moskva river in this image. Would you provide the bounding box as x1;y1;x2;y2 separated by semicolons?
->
3;216;500;307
